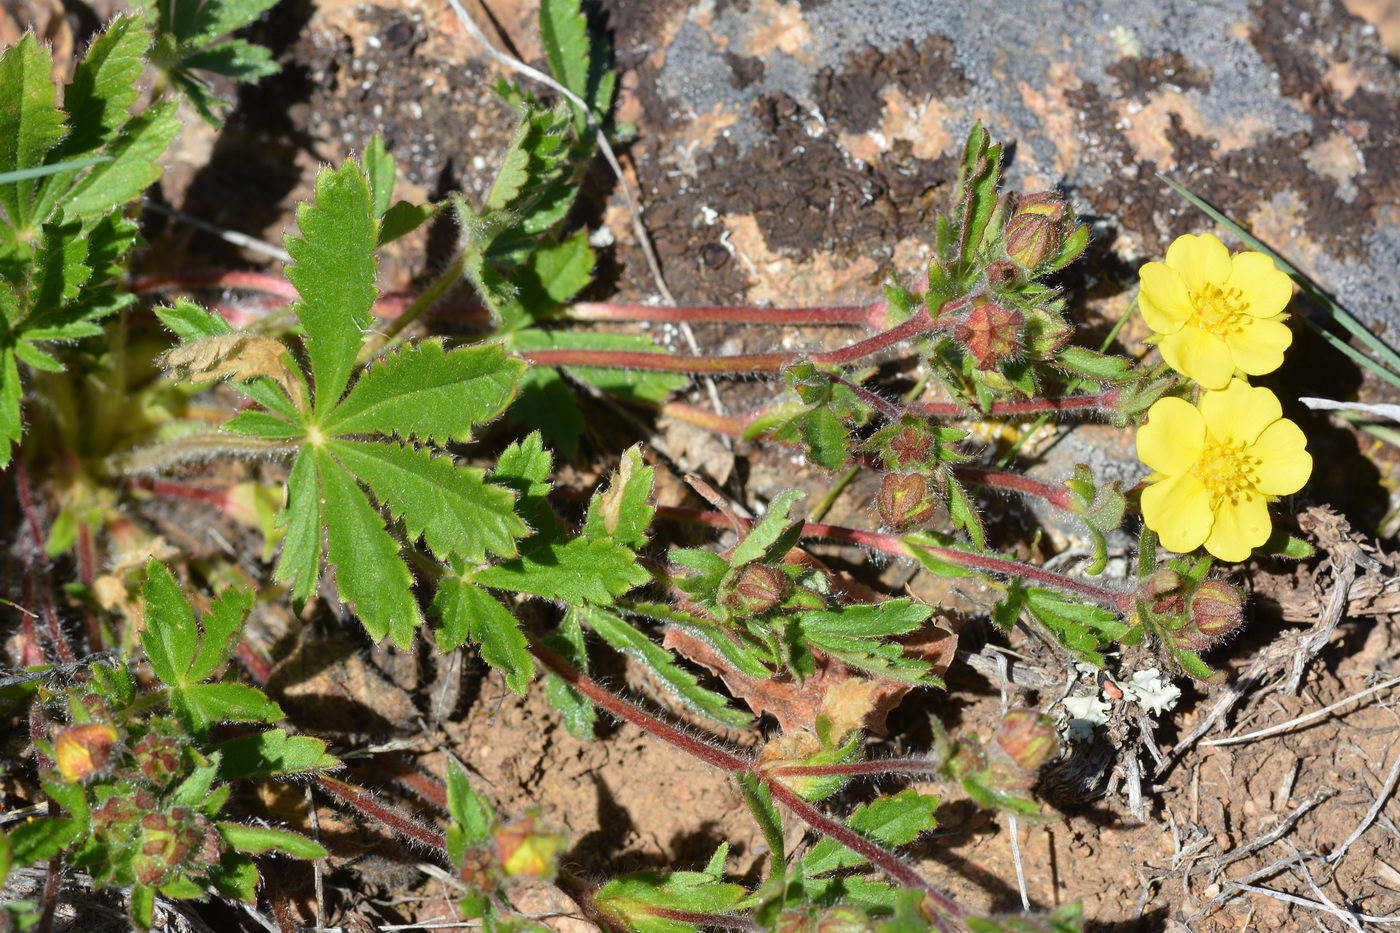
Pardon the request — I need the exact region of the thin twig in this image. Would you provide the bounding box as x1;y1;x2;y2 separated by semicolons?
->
1201;675;1400;747
1207;789;1335;874
1231;884;1400;924
144;200;293;263
1326;745;1400;865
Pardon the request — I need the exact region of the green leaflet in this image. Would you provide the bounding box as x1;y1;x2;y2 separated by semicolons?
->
446;759;495;865
475;535;648;605
327;438;525;564
323;340;524;444
0;36;67;229
317;447;423;647
431;575;533;694
273;447;323;606
584;607;749;727
584;444;654;548
800;790;938;879
147;0;280;125
213;729;340;779
286;157;379;416
216;823;326;860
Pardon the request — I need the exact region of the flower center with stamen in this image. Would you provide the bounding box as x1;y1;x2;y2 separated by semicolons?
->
1188;283;1248;336
1195;439;1260;505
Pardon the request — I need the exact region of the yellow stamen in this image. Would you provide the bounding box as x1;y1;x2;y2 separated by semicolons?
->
1195;439;1260;505
1188;283;1248;336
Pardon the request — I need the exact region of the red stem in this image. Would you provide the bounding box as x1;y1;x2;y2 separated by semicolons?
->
15;461;76;664
955;467;1072;510
522;309;942;374
565;299;885;328
649;503;1133;612
641;907;762;930
314;776;448;854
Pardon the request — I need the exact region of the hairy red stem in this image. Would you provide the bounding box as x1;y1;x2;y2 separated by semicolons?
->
522;309;941;374
15;461;76;664
314;776;447;854
649;503;1133;612
641;907;762;930
565;299;885;328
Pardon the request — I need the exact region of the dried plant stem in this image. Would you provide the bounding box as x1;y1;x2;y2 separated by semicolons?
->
565;299;886;328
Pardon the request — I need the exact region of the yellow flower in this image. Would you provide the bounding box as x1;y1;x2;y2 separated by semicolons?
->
1137;379;1311;561
1139;233;1294;389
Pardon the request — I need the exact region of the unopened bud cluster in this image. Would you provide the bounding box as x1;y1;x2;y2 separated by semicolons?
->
1140;572;1246;651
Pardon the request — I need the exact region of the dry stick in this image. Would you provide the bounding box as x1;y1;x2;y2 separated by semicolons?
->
1200;675;1400;747
1230;885;1400;925
1205;789;1335;876
1325;744;1400;865
143;201;293;263
526;639;966;924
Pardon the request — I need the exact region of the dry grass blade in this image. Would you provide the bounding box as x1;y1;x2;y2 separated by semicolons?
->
1201;676;1400;747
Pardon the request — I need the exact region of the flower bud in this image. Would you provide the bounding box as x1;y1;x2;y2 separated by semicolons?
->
495;814;565;878
1191;580;1245;640
133;731;182;785
817;905;872;933
954;300;1024;371
1005;213;1059;270
877;472;940;532
984;260;1021;290
995;709;1058;773
1015;191;1069;220
53;723;119;782
722;563;790;615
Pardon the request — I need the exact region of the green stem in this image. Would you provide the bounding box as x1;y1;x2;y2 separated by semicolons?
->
103;433;297;476
358;252;470;364
807;466;861;522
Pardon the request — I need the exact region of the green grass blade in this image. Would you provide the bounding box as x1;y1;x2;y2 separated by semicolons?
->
0;155;111;185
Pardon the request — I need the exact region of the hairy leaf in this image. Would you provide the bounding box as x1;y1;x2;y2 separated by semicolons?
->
214;729;340;779
328;438;525;563
317;448;422;647
431;575;533;694
217;823;326;860
323;339;523;443
543;609;596;740
475;535;647;604
584;444;654;548
0;36;66;230
801;789;938;878
285;159;378;415
273;447;323;606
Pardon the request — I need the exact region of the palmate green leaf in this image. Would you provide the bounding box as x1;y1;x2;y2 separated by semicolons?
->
8;817;79;866
801;789;938;879
317;447;422;647
217;823;327;860
327;438;525;563
214;729;340;779
584;607;749;726
323;339;524;444
431;574;532;694
285;158;379;416
140;561;254;686
0;35;66;232
178;40;277;81
26;218;89;320
488;430;556;535
584;444;654;548
475;535;648;604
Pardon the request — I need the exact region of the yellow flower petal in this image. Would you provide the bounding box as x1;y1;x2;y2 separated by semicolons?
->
1138;262;1191;333
1203;492;1271;561
1199;379;1281;446
1227;316;1292;376
1136;396;1205;474
1227;251;1293;318
1249;418;1312;495
1142;471;1213;554
1165;233;1232;294
1159;328;1234;389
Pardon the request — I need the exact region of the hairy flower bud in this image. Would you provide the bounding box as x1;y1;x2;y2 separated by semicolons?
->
877;472;940;532
1005;214;1059;270
817;905;872;933
1191;579;1245;640
133;731;182;785
722;563;790;615
995;709;1058;773
1141;569;1182;598
53;723;119;782
954;300;1024;371
495;814;565;878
